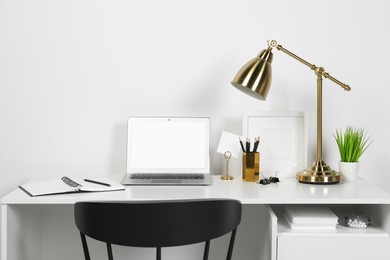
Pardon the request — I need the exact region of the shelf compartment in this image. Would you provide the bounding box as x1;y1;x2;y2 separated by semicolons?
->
269;205;390;260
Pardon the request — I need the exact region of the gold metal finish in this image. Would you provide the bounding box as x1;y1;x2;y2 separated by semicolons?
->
242;152;260;182
232;39;351;184
276;44;351;91
231;49;273;100
221;151;234;180
297;159;341;184
221;175;234;180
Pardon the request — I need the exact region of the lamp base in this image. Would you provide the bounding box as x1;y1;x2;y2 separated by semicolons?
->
221;175;234;180
297;159;341;184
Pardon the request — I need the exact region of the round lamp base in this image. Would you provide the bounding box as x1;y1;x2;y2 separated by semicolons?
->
221;175;234;180
297;159;341;184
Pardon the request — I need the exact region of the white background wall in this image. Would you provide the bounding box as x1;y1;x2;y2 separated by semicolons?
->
1;0;390;254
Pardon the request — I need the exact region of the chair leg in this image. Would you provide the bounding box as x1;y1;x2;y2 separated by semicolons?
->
156;247;161;260
107;243;114;260
203;240;210;260
226;228;237;260
80;232;91;260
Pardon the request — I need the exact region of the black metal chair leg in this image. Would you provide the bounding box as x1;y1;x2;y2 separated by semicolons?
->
107;243;113;260
226;228;237;260
80;232;91;260
156;247;161;260
203;240;210;260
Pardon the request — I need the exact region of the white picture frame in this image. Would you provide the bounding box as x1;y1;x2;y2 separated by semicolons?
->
242;111;308;177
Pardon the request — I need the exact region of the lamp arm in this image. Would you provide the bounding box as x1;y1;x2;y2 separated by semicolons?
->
268;39;351;91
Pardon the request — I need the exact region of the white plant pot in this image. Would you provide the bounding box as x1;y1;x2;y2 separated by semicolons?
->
339;161;360;181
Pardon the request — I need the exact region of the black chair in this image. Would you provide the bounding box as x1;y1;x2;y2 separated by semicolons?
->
74;199;242;260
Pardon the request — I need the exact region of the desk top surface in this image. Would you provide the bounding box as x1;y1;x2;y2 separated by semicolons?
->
2;176;390;205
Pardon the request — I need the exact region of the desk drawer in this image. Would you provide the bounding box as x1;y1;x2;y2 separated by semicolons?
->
277;236;390;260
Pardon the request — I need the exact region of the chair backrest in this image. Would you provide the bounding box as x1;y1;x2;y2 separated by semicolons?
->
74;199;242;260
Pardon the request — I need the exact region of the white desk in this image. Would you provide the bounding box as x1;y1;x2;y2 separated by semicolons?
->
2;176;390;260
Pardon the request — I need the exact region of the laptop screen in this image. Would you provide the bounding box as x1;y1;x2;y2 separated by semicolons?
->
127;117;210;174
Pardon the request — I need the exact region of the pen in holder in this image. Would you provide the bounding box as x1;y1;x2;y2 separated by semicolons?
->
221;151;234;180
242;152;260;182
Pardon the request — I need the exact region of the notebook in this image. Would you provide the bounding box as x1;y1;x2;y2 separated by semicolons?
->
284;205;338;225
121;117;212;185
19;176;125;197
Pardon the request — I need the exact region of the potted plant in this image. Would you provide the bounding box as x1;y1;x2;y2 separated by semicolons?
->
334;127;372;181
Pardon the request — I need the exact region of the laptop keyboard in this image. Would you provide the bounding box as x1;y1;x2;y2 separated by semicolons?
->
130;174;204;180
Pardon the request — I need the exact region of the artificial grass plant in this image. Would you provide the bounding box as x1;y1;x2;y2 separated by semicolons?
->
334;127;372;163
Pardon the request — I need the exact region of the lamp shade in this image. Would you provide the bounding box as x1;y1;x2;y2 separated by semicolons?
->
231;48;273;100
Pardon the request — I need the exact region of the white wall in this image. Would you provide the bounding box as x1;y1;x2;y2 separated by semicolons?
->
1;0;390;252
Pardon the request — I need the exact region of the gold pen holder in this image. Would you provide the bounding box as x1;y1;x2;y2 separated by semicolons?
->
242;152;260;182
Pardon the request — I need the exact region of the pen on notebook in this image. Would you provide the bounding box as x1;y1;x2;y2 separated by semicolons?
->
84;179;111;187
239;137;246;152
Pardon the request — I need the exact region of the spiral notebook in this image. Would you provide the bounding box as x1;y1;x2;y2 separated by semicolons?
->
19;176;125;197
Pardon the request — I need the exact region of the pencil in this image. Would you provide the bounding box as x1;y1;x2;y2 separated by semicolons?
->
239;137;246;152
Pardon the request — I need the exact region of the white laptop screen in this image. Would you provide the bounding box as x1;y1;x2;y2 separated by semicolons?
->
127;117;210;174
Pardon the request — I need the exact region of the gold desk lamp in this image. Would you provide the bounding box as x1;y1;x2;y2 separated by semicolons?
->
231;39;351;184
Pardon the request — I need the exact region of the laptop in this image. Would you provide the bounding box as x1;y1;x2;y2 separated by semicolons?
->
121;117;212;185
